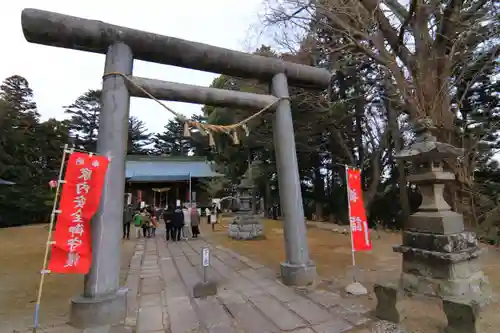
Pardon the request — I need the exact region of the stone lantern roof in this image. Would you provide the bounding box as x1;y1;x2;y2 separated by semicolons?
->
395;118;464;162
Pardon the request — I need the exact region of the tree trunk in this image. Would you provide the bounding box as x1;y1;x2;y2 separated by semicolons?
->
385;81;410;220
354;81;365;167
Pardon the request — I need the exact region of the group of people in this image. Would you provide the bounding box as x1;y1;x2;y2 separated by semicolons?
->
163;202;201;242
122;205;159;240
122;200;203;242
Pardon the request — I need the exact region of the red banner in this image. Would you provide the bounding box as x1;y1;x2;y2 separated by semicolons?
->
346;167;372;252
48;152;109;274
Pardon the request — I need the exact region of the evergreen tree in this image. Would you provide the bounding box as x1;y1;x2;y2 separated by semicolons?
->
189;114;212;157
65;89;100;152
0;75;40;182
0;76;69;227
128;116;151;154
66;89;153;154
0;75;39;119
152;118;193;156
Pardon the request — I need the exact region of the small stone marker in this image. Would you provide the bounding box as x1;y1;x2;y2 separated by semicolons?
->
374;284;404;323
193;247;217;298
443;297;481;333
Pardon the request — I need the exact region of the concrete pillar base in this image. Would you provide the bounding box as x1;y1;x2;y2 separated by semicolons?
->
280;261;317;286
70;288;128;329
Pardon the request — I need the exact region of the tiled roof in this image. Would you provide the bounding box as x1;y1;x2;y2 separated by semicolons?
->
125;155;223;182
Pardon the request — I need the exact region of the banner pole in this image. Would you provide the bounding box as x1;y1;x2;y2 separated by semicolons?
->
32;144;71;333
345;164;357;282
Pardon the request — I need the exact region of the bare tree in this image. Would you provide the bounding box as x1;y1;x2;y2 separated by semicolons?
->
263;0;499;218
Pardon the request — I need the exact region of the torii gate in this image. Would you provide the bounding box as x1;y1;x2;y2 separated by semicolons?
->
21;8;332;328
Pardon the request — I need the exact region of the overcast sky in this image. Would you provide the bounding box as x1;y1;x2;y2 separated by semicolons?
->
1;0;265;134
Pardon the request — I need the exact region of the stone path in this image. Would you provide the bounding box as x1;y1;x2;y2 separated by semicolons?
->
125;229;373;333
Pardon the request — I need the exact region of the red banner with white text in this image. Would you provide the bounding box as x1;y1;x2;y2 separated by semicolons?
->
48;152;109;274
346;167;372;252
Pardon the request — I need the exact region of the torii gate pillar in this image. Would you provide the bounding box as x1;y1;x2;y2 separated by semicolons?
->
70;43;133;328
271;73;316;285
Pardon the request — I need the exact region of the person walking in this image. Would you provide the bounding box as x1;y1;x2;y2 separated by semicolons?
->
205;207;211;224
171;201;185;242
151;213;158;237
164;206;173;241
210;204;218;232
182;204;192;239
145;210;153;237
133;210;142;238
141;210;150;238
272;204;278;220
122;204;133;240
191;207;200;239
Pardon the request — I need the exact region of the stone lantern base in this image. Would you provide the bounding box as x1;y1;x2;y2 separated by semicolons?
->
394;224;491;301
228;213;264;240
375;210;492;333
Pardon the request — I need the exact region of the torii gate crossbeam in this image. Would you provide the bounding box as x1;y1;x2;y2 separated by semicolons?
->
21;8;331;329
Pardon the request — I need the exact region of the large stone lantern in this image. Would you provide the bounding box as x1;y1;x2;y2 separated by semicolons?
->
374;118;491;332
227;164;264;240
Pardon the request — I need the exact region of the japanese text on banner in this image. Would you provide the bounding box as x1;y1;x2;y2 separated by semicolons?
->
346;167;372;252
48;152;109;274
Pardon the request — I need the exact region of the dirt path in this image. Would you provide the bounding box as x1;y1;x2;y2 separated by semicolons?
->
0;224;136;333
201;217;500;333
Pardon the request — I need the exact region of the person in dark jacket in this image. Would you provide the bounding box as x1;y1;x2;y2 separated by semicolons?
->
190;207;201;239
122;204;133;240
163;206;173;241
171;202;185;242
271;204;278;220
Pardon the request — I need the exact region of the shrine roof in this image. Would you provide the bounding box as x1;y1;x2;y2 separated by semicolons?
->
125;155;223;182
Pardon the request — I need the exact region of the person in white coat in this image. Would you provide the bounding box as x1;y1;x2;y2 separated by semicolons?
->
182;203;192;239
205;207;211;224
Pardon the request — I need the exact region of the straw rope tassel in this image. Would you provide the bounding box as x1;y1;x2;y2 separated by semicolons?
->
183;122;191;137
198;125;208;136
242;123;250;137
232;130;240;145
208;131;216;147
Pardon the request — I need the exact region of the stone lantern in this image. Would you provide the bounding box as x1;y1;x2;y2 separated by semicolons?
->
374;118;491;332
227;164;264;240
236;170;254;213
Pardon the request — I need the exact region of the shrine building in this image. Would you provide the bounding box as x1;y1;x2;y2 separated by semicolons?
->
124;155;223;208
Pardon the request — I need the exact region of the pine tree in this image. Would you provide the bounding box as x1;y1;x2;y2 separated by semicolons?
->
128;116;151;154
66;89;153;154
65;89;100;152
152;118;193;156
0;76;68;226
189;114;212;157
0;75;38;118
0;75;40;182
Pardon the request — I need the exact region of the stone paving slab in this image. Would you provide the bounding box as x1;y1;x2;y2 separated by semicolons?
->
217;289;280;333
125;229;375;333
248;293;306;331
